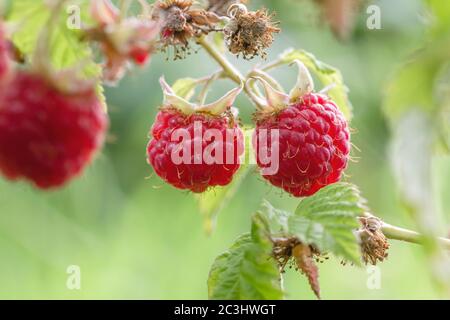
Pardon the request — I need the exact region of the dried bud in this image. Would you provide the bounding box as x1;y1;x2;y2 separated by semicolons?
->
153;0;220;59
224;5;280;59
358;215;389;265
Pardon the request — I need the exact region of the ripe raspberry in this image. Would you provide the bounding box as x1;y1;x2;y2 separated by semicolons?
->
147;78;243;193
0;71;108;189
252;60;350;197
254;93;350;197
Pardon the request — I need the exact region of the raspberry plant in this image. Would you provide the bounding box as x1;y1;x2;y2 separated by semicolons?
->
1;0;450;299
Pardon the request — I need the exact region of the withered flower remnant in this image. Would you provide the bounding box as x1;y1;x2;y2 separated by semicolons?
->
358;215;389;265
224;4;280;59
153;0;221;59
87;0;160;84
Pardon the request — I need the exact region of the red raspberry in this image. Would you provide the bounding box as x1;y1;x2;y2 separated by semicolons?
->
254;92;350;197
147;78;243;193
0;71;108;189
147;109;243;193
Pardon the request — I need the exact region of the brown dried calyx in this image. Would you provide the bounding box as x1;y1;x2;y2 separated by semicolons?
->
358;215;389;265
272;237;323;299
206;0;248;16
153;0;221;59
224;4;280;59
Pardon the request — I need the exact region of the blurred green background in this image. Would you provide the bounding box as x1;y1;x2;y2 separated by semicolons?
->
0;0;448;299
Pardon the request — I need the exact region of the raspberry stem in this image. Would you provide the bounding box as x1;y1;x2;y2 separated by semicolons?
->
381;223;450;250
197;36;243;84
197;35;265;110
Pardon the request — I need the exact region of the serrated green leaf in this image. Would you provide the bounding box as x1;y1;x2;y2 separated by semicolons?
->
171;78;199;100
261;199;290;234
208;213;283;300
289;183;365;264
279;48;353;120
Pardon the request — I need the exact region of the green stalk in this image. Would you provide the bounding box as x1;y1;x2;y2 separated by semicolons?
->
382;223;450;250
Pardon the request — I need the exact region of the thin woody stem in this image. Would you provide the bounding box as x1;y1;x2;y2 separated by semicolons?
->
196;36;265;110
381;223;450;250
197;36;243;84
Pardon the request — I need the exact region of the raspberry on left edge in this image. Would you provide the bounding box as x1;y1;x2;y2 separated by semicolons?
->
0;70;107;189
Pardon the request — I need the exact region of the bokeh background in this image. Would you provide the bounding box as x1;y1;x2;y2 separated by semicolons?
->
0;0;448;299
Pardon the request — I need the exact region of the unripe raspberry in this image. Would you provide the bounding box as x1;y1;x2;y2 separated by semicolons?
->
147;78;243;193
0;71;108;189
252;61;350;197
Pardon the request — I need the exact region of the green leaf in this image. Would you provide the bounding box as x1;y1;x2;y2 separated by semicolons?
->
289;183;365;264
261;199;290;234
208;213;283;300
279;48;353;120
171;78;199;100
8;1;97;74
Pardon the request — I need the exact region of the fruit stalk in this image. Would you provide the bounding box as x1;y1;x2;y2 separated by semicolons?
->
381;223;450;250
197;35;265;109
197;36;243;84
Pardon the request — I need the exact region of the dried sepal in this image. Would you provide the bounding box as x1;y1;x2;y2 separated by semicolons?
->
159;76;242;116
289;60;315;103
358;215;389;265
160;76;196;114
272;237;322;300
197;84;243;114
252;76;289;112
292;243;321;299
224;5;280;59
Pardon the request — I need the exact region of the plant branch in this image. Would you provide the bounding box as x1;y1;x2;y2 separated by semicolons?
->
381;223;450;250
197;36;243;84
196;36;265;110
